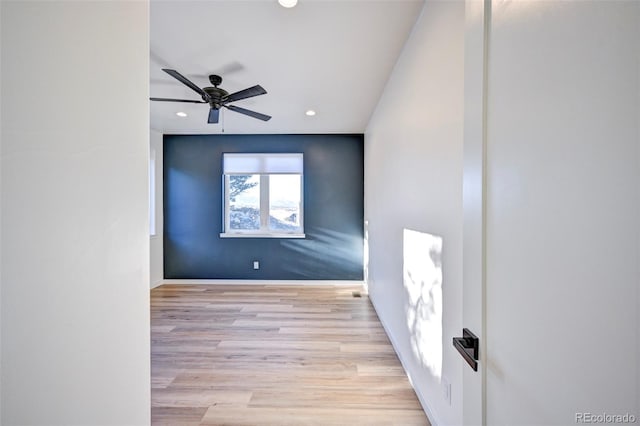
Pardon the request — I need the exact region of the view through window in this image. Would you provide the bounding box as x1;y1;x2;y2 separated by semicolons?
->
222;153;304;237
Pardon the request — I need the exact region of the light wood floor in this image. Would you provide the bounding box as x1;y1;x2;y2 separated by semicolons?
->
151;284;430;426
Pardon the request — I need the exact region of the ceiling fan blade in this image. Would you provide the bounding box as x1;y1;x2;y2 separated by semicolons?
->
223;85;267;103
162;69;209;100
225;105;271;122
150;97;207;104
208;108;220;124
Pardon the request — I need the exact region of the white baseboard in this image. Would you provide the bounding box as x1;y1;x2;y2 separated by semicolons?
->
159;279;365;286
368;293;439;426
150;279;164;289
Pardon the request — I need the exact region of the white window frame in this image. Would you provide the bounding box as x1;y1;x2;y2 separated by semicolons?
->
220;153;305;239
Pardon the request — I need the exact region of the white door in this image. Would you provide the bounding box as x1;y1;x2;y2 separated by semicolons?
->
462;1;640;424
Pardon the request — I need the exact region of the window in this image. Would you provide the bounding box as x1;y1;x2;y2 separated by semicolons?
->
221;153;304;238
149;147;156;236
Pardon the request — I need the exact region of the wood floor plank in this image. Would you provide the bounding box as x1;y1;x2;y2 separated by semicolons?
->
200;406;428;426
151;284;430;425
151;407;209;426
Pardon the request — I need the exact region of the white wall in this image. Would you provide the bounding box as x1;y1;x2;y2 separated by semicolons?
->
0;1;3;419
485;1;640;424
1;2;150;425
150;129;164;288
365;2;465;425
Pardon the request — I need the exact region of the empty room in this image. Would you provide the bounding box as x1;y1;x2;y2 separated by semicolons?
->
1;1;639;426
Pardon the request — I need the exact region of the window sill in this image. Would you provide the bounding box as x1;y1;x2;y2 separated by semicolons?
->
220;232;306;239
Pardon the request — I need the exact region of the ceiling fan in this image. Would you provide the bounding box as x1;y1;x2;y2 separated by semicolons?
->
150;68;271;123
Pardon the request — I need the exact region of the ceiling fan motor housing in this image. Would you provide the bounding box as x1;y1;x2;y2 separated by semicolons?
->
203;86;229;109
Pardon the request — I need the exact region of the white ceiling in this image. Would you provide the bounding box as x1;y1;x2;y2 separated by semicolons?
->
150;0;423;134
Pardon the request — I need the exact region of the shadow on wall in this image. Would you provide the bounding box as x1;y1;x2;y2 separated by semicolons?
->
403;228;444;380
280;227;363;279
166;167;213;228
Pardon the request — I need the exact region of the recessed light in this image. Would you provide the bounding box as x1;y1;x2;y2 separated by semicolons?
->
278;0;297;8
305;110;316;116
176;111;187;117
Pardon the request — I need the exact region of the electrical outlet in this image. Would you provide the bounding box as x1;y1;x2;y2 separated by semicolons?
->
442;376;451;405
253;261;259;270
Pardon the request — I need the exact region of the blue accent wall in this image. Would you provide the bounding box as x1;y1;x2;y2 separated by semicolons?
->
163;134;364;280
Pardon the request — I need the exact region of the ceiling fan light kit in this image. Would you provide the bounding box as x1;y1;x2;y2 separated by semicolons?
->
150;68;271;124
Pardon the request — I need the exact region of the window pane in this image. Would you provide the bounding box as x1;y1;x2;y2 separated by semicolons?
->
229;175;260;230
269;174;301;231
